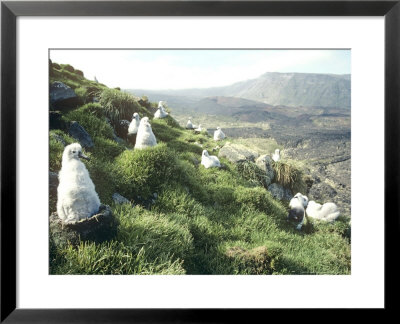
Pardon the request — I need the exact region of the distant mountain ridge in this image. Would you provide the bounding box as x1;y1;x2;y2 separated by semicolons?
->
128;72;351;109
220;72;351;109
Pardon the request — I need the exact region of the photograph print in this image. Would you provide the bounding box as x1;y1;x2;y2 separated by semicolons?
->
49;49;351;275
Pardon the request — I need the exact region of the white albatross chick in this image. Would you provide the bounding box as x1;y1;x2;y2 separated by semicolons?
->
213;127;225;141
272;149;281;162
201;150;221;169
134;117;157;149
194;124;203;133
128;113;140;134
57;143;100;223
306;201;340;222
154;101;168;119
186;118;194;129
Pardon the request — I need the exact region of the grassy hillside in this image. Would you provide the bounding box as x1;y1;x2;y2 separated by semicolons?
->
49;62;351;275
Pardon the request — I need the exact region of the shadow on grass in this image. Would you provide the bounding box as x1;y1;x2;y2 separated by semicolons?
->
274;256;314;275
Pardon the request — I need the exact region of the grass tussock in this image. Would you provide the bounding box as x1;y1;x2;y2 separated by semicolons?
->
98;88;149;125
114;144;178;199
272;160;307;193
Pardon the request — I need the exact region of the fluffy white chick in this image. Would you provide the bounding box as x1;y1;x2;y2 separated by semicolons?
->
213;127;225;141
128;113;140;134
272;149;281;162
57;143;100;223
306;201;340;222
134;117;157;149
201;150;221;169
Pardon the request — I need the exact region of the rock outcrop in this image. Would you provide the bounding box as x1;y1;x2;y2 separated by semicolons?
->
219;142;259;163
49;111;67;130
50;81;77;104
267;183;292;201
255;154;275;187
68;121;94;148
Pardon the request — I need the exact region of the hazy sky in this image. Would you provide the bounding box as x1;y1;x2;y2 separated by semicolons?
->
50;49;350;90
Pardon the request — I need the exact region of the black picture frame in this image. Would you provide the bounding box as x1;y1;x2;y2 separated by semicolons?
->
1;0;399;322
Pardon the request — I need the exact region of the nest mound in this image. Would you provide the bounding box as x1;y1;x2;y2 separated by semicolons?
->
49;204;118;248
225;246;279;274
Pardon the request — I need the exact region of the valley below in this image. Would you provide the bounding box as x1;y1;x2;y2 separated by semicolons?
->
198;108;351;217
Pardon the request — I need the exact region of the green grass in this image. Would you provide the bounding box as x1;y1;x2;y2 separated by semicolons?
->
49;130;76;172
115;204;194;262
85;158;118;205
49;62;351;275
64;103;115;140
50;241;186;275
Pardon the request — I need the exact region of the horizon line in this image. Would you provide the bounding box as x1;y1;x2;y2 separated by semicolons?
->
123;71;351;92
